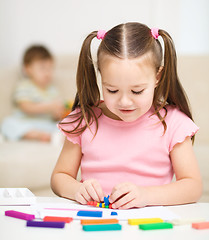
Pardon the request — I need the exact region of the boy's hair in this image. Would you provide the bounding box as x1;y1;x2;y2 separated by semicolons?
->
23;45;53;66
62;22;194;141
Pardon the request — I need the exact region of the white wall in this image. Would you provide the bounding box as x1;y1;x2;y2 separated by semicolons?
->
0;0;208;67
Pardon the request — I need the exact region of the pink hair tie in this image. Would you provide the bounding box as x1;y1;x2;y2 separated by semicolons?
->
97;30;106;40
151;28;159;39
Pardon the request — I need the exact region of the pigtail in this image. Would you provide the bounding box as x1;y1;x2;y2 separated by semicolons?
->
73;31;100;110
155;30;194;141
61;31;101;137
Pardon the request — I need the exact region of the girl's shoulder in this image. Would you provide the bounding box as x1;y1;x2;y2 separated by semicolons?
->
59;105;102;128
164;105;199;152
165;105;192;123
58;105;101;145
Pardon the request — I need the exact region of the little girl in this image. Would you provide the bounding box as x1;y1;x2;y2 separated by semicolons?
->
51;22;202;209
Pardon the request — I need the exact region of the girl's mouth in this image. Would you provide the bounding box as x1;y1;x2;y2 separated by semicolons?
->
119;109;135;114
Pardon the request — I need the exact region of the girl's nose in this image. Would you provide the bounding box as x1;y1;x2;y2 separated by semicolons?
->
118;94;132;107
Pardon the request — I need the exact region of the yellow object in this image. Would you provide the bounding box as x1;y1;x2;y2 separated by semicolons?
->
102;203;105;208
65;100;74;109
128;218;163;225
62;100;74;118
96;203;100;207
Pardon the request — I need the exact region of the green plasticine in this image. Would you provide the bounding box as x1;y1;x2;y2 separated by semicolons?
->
83;223;122;231
139;222;173;230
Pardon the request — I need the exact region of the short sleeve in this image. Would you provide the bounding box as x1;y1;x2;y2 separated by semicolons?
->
14;80;34;103
14;79;60;104
167;107;199;152
57;108;82;146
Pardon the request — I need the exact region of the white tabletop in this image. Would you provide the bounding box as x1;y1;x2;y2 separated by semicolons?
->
1;197;209;240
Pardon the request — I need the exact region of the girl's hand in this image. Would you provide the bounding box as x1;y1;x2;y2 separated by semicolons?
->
74;179;105;205
109;182;148;209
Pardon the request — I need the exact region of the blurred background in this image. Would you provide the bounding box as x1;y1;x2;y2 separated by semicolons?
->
0;0;209;200
1;0;209;67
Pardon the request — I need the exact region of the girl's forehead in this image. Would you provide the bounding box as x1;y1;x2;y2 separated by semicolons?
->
99;54;156;83
99;53;156;71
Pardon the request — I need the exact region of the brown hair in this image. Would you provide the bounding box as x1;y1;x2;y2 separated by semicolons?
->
23;45;53;66
61;22;194;141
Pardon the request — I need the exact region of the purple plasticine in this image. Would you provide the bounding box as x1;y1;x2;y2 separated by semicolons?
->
26;220;65;228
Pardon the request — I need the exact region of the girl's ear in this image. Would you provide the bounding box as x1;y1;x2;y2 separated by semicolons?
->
155;66;163;87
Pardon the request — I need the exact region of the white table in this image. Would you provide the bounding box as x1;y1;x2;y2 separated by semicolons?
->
1;197;209;240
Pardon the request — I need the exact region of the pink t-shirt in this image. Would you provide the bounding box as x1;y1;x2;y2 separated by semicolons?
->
58;105;199;195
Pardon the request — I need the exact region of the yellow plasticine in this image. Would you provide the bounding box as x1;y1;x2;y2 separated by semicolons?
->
102;203;105;208
96;203;100;207
128;218;163;225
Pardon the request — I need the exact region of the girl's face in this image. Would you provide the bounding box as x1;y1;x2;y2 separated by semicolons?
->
100;54;160;122
24;59;54;88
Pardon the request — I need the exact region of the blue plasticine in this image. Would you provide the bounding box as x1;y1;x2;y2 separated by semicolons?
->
99;203;102;208
77;210;103;218
111;211;118;216
104;195;110;206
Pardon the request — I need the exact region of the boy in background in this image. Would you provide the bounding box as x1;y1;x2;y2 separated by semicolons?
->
1;45;65;142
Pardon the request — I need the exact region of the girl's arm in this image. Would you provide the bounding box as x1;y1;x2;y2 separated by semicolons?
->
109;137;203;209
51;138;83;199
51;138;105;203
145;137;202;205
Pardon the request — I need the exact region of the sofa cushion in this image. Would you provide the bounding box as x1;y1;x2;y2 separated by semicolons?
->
0;141;61;189
0;68;20;122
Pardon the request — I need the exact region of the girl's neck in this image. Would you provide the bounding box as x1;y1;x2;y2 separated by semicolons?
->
99;101;122;121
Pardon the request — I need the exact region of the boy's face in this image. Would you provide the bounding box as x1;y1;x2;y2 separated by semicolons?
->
24;59;54;88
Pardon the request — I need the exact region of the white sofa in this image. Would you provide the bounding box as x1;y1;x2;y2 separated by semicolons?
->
0;55;209;201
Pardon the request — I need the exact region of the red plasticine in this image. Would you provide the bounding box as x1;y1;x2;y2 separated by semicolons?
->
87;201;97;206
87;196;112;209
192;221;209;230
87;201;113;209
43;216;73;223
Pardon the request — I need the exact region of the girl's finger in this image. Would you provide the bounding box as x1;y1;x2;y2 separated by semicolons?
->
80;186;92;202
110;184;130;204
92;181;105;202
112;192;134;209
118;198;136;210
110;183;124;195
85;184;101;202
76;194;88;205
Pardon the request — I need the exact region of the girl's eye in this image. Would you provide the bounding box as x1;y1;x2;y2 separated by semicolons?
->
132;89;144;95
107;89;118;94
